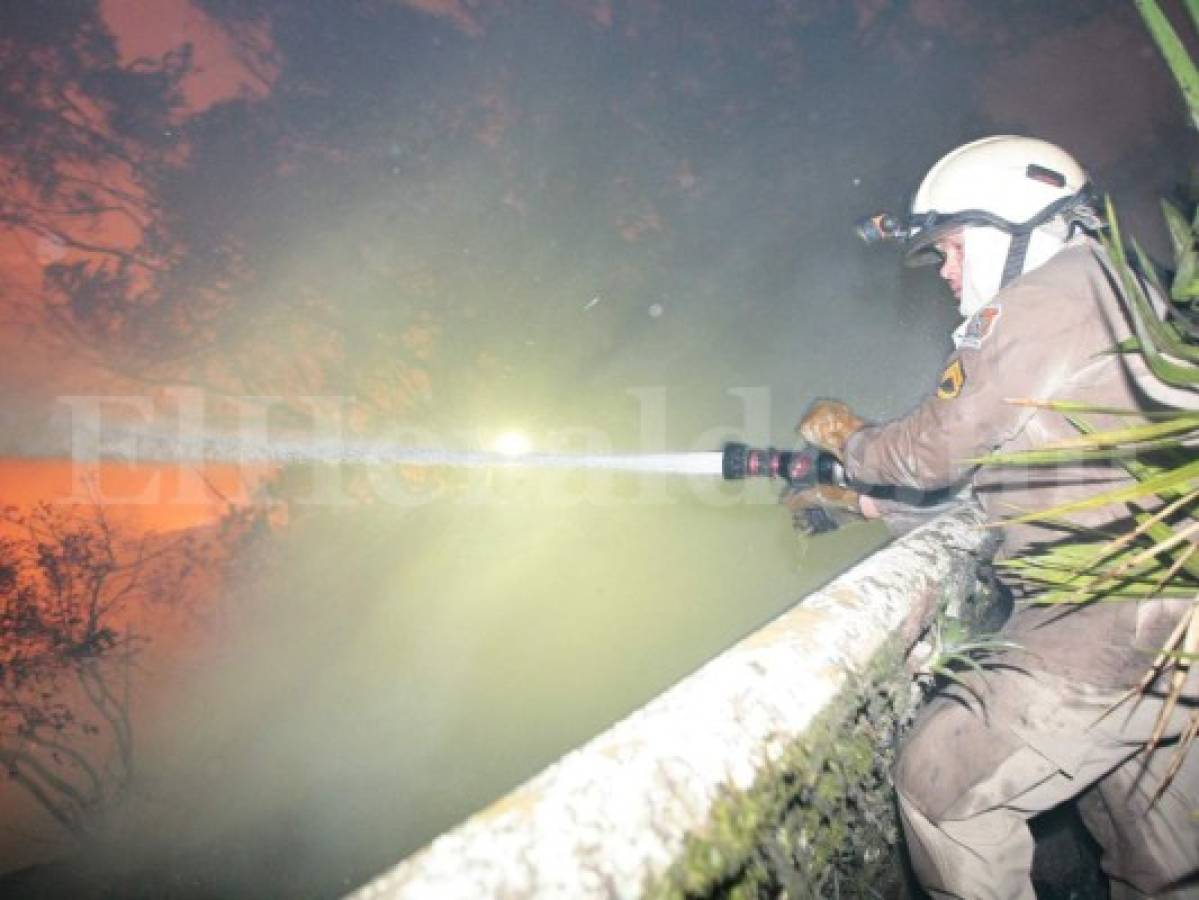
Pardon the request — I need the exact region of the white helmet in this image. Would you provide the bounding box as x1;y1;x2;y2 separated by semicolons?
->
903;136;1101;314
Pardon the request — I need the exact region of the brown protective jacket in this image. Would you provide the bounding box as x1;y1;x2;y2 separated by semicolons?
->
844;239;1197;690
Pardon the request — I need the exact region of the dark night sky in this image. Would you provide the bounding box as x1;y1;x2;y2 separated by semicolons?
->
3;0;1191;446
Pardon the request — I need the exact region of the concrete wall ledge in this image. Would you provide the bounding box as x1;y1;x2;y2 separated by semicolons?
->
348;503;992;900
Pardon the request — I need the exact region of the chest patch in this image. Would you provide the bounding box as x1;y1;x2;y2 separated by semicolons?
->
958;305;1001;350
937;358;965;400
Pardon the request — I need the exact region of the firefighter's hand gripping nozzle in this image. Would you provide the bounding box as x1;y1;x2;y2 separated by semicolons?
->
720;442;846;489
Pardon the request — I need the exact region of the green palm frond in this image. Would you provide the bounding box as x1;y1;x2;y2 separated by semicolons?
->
1162;201;1199;302
1003;398;1188;419
1104;205;1199;383
1136;0;1199;126
1131;240;1199;358
1059;0;1199;798
1033;415;1199;450
971;440;1190;466
1079;489;1199;572
993;459;1199;525
1188;0;1199;39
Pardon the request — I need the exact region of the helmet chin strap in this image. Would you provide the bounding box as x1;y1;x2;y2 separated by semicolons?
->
996;188;1094;287
960;225;1068;319
1000;231;1032;288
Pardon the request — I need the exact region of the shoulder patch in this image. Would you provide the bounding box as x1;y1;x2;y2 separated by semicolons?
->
937;358;965;400
957;305;1001;350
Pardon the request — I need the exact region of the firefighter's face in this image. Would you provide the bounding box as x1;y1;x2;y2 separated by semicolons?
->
935;231;965;300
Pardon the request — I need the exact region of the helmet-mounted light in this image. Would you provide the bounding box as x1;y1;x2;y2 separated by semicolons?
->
859;137;1105;302
854;181;1100;268
853;212;907;245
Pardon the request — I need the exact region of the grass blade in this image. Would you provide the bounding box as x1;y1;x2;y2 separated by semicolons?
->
1135;0;1199;126
1029;416;1199;450
1003;398;1184;419
997;459;1199;524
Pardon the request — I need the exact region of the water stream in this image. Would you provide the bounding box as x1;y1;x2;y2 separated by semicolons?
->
81;429;728;476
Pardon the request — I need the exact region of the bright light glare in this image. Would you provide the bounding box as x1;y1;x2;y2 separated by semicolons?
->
492;430;532;457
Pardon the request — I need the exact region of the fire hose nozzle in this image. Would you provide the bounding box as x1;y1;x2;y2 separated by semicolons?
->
721;442;844;488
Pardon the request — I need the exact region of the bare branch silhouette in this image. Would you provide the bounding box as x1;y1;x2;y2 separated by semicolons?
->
0;504;194;843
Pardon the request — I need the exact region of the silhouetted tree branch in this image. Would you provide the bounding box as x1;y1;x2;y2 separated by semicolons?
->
0;503;195;842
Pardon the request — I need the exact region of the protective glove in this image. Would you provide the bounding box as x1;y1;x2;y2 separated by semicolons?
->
780;481;863;536
797;399;866;461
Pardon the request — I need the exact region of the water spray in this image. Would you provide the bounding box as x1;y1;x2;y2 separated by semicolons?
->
82;427;727;477
73;427;841;486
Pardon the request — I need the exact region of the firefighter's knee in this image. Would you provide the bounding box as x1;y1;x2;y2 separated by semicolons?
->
894;694;1024;823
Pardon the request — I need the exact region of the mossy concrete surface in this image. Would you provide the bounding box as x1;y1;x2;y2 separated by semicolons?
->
346;504;992;900
647;636;918;900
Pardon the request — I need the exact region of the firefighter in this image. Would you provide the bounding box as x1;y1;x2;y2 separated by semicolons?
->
793;136;1199;898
